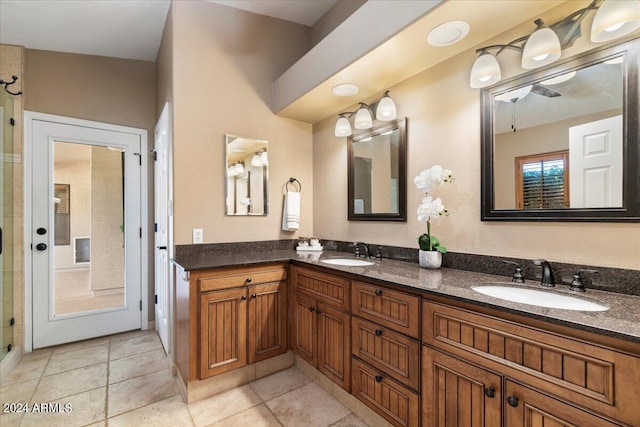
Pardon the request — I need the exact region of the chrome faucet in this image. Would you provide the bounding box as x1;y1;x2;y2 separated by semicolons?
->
353;242;372;259
533;259;556;287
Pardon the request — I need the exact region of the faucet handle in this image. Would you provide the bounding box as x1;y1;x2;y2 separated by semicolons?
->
354;247;361;257
501;260;525;283
569;269;599;292
375;247;382;260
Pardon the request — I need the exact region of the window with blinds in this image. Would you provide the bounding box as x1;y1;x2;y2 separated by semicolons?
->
515;151;569;210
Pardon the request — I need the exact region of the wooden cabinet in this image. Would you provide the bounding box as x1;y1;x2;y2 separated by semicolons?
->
200;287;248;378
422;347;501;427
248;281;287;364
352;358;419;427
195;264;288;380
292;291;350;390
291;266;350;311
423;299;640;427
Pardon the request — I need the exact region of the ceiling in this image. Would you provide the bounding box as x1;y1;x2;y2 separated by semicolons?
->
0;0;334;61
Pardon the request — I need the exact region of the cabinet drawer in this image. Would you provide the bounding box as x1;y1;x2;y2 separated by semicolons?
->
291;266;349;311
351;358;419;427
198;264;287;292
423;301;640;427
352;282;419;339
351;317;420;391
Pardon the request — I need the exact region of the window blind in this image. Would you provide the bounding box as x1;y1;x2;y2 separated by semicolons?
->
522;159;566;209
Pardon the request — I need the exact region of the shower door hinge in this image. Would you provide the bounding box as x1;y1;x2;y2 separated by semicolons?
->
10;318;14;326
140;300;143;311
139;228;142;238
7;344;11;352
10;118;15;126
134;152;142;165
151;149;157;161
155;294;158;304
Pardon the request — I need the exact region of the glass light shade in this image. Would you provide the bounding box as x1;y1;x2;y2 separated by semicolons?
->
494;85;532;103
227;166;236;177
251;153;262;167
334;116;352;137
234;163;244;174
375;94;397;121
354;106;373;129
521;27;561;69
470;53;501;88
260;151;268;166
591;0;640;43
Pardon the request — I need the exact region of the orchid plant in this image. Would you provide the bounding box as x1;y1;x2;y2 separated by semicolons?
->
414;165;453;252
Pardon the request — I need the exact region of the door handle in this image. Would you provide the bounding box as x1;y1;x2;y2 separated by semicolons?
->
36;243;48;251
36;227;47;235
157;246;167;250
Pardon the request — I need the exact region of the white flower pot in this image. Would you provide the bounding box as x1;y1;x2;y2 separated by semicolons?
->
419;250;442;269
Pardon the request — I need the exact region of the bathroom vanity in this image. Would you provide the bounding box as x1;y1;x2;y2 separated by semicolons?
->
173;249;640;427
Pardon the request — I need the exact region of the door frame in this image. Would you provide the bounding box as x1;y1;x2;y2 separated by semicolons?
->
23;111;149;352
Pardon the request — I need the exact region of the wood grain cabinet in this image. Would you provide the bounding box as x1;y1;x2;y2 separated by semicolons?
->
196;264;288;380
291;267;351;391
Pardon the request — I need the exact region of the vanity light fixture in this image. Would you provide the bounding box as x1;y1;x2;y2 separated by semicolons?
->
259;150;268;166
251;152;262;167
469;0;640;88
334;91;397;137
234;162;245;175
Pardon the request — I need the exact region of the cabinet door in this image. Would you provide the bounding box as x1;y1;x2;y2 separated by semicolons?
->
317;302;351;391
423;347;501;427
199;287;247;379
292;292;317;367
505;380;624;427
248;281;287;364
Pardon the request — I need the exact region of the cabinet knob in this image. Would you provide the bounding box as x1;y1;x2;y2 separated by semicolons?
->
507;396;519;407
375;375;383;383
251;294;257;299
316;310;322;315
241;295;247;301
484;386;495;398
246;278;252;283
375;329;383;336
309;307;315;312
374;289;382;296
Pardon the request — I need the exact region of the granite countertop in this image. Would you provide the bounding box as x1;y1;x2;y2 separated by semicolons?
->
173;249;640;344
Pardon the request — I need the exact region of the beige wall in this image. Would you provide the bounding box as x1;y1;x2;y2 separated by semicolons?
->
0;44;24;351
156;2;173;117
171;1;313;245
313;10;640;270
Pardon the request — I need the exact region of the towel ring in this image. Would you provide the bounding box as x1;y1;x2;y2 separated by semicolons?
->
287;177;301;192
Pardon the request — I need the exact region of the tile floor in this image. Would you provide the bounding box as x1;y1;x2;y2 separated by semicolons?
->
0;329;369;427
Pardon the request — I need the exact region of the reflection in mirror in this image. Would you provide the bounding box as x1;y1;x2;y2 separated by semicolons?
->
225;135;268;216
482;38;639;222
348;117;406;221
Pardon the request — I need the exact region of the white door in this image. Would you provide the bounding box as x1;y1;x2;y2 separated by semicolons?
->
29;116;144;348
569;115;623;208
154;103;171;353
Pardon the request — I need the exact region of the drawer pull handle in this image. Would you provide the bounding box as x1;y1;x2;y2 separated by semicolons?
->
316;310;322;315
507;396;519;407
246;278;252;283
241;295;247;301
375;329;383;336
251;294;257;299
375;375;383;383
309;307;315;313
374;289;382;296
484;386;495;398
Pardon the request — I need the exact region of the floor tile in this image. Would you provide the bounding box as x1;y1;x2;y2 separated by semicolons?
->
266;382;351;427
1;353;50;385
108;395;193;427
51;336;110;355
189;385;261;427
109;331;163;360
107;369;179;417
109;348;169;384
44;343;109;376
0;378;39;406
20;387;106;427
249;366;312;402
32;362;107;402
329;413;372;427
214;403;280;427
0;411;24;427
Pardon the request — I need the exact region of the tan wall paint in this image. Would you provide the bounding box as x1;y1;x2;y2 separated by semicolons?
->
313;13;640;270
156;1;173;116
0;44;24;351
24;49;157;319
171;1;313;245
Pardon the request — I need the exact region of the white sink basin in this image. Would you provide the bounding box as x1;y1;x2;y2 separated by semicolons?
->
321;258;375;267
471;285;609;311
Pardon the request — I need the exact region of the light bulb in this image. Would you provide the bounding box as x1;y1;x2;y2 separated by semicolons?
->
354;105;373;129
260;151;268;166
470;52;501;88
334;116;352;137
251;153;261;167
375;92;397;121
591;0;640;43
522;23;561;69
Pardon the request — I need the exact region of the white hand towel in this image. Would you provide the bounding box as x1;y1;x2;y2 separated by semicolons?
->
282;191;300;231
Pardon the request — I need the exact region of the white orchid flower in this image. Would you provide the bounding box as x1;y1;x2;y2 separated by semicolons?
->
417;196;445;222
414;165;454;194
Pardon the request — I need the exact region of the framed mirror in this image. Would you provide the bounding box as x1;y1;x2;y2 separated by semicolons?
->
225;134;268;216
481;38;639;222
348;117;407;221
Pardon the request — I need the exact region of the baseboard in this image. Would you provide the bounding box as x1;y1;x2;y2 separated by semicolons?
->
0;346;23;378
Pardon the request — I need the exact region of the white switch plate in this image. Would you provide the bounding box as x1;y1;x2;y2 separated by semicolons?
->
192;228;203;244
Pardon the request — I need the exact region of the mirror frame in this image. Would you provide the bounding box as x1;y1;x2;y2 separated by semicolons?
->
481;38;640;222
348;117;407;221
